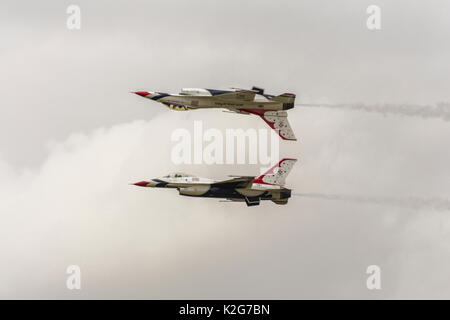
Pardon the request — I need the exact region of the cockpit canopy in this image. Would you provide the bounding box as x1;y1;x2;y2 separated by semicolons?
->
162;172;195;178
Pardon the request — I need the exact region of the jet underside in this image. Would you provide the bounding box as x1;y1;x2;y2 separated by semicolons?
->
133;88;297;140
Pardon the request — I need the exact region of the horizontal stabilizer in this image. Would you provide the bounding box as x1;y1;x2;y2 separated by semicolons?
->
269;93;296;103
271;199;289;205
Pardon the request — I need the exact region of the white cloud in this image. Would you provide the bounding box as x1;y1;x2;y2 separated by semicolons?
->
0;107;450;298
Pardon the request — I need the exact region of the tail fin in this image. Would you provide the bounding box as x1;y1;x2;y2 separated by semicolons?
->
270;93;296;110
253;158;297;186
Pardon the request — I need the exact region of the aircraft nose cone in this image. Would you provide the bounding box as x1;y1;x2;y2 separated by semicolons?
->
133;91;150;97
133;181;150;187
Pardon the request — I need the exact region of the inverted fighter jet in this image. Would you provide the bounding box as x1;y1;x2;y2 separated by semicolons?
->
132;158;297;206
132;87;297;141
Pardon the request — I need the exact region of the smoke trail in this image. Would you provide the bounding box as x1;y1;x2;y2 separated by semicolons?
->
297;102;450;121
293;193;450;211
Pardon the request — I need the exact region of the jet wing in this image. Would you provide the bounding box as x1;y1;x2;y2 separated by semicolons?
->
212;176;255;188
238;109;297;141
213;90;256;102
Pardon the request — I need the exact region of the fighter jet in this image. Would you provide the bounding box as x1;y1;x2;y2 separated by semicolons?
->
132;158;297;206
132;87;297;141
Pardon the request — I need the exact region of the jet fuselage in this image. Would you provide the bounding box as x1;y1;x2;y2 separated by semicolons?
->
133;87;297;140
133;157;297;206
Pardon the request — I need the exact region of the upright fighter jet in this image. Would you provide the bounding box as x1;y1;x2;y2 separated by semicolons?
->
132;87;297;141
132;158;297;206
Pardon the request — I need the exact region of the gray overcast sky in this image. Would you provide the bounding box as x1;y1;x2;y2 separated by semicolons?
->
0;0;450;299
